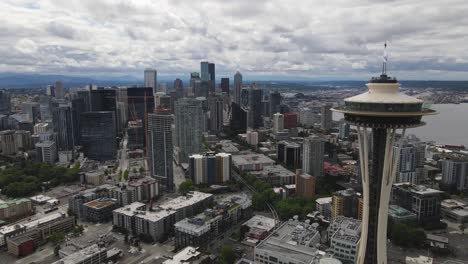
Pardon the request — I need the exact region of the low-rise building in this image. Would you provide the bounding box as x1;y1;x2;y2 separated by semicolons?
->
159;191;214;222
51;244;108;264
316;197;333;221
254;217;322;264
242;215;276;243
328;216;361;263
113;202;176;242
250;164;296;185
163;246;202;264
232;153;275;172
0;199;32;221
392;183;443;225
82;198;118;223
174;194;252;250
389;204;418;223
406;255;433;264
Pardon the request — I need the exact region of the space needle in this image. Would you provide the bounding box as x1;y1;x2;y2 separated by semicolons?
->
331;44;437;264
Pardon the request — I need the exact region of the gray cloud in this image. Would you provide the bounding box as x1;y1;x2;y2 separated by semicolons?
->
0;0;467;80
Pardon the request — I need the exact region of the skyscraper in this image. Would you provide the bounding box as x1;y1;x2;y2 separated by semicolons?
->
273;113;284;134
200;61;209;81
189;72;201;97
394;143;417;184
52;105;74;151
71;98;87;145
338;123;350;139
80;111;117;161
55;80;64;99
189;152;231;184
302;136;325;177
148;109;174;191
331;53;436;263
208;62;215;94
90;88;120;134
321;104;332;131
127;87;155;147
0;90;11;115
220;78;229;95
174;78;184;97
248;86;263;129
233;71;242;105
46;85;55;97
144;68;158;93
269;91;282;117
21;102;41;123
208;96;223;134
174;98;204;163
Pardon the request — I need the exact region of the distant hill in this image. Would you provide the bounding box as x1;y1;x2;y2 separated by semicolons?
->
0;73;141;88
0;73;467;91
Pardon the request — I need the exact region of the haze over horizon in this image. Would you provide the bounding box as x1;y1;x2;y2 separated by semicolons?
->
2;0;468;80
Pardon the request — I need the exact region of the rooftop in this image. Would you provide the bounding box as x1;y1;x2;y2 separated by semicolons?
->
159;191;213;211
83;198;117;209
250;164;295;178
316;197;333;205
52;244;107;264
243;215;276;232
163;246;201;264
256;219;321;264
393;183;444;195
232;153;275;166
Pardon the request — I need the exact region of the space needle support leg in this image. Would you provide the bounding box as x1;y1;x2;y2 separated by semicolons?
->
356;125;370;264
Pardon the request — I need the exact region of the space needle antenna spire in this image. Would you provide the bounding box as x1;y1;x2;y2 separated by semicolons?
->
382;41;388;75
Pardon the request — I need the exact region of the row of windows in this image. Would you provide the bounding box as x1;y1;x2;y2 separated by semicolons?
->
344;102;423;112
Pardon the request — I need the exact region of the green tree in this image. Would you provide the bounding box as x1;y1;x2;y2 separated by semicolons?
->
139;166;145;174
123;170;129;181
179;179;194;195
219;245;235;264
48;232;65;245
54;245;61;256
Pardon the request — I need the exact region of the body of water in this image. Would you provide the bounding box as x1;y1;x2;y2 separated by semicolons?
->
333;103;468;146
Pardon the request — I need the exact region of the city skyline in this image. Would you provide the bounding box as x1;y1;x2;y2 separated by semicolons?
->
1;0;468;80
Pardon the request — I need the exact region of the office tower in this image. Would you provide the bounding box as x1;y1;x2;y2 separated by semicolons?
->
208;96;223;134
148;109;174;191
269;91;282;118
55;80;64;99
189;72;201;97
71;98;86;145
441;156;468;191
321;104;332;131
233;71;242;105
76;90;91;112
283;112;298;129
90;89;116;112
0;130;16;155
127;87;155;147
174;98;204;163
339;123;350;139
391;183;442;225
46;85;55;97
159;82;168;94
332;189;363;220
144;68;158;93
230;102;247;133
0;90;11;115
248;87;263;129
14;130;32;151
302;136;325;177
208;63;215;94
272;113;284;134
155;94;171;110
127;120;144;150
278;104;290;114
262;95;270;118
35;141;57;164
21;102;41;123
189;152;231;184
331;55;435;264
220;78;229;94
52;105;74;151
295;169;316;199
394;143;417;183
200;61;209;81
277;141;301;169
174;78;184;97
80;111;116;161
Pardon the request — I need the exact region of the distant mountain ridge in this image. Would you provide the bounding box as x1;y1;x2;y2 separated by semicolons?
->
0;73;467;91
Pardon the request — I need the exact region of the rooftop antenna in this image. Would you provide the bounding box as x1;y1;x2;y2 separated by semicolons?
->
382;41;388;75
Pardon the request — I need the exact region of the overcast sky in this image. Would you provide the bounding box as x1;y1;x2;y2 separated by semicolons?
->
2;0;468;80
